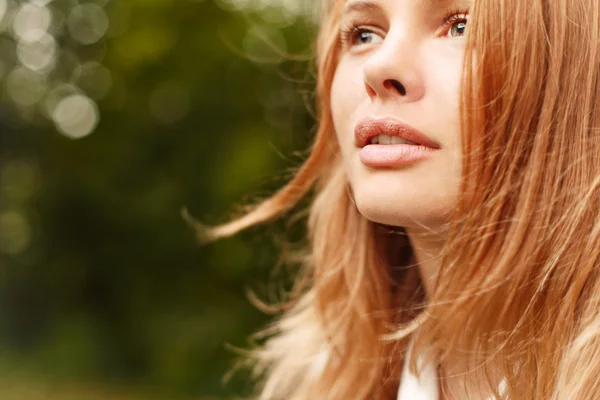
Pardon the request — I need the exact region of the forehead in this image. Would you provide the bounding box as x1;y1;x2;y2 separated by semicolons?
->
340;0;471;14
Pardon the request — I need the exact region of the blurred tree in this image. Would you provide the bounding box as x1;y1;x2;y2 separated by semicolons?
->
0;0;315;398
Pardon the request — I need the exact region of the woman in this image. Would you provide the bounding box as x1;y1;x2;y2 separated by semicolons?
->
192;0;600;398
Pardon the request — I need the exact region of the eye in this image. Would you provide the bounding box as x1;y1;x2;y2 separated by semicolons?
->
340;24;384;48
447;19;468;37
442;11;469;38
354;29;384;45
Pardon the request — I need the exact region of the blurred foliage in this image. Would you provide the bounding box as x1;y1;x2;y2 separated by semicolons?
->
0;0;316;398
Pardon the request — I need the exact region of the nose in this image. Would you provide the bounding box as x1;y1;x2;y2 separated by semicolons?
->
363;32;425;103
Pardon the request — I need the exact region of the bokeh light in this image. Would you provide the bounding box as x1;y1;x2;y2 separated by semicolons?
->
12;3;52;43
51;93;99;139
75;61;112;99
29;0;54;6
0;0;112;138
6;66;47;106
0;210;31;255
0;0;317;398
0;0;7;27
215;0;318;23
16;32;56;71
67;3;109;45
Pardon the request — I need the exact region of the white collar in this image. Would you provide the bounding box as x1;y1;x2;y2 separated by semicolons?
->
397;336;440;400
397;337;508;400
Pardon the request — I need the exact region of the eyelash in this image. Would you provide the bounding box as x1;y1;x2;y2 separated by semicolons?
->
339;7;469;47
442;6;469;27
339;21;373;46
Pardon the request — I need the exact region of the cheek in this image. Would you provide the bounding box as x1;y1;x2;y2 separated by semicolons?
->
330;60;365;149
421;49;464;148
424;46;463;109
434;70;461;110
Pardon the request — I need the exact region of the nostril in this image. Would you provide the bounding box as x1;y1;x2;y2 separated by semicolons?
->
385;79;406;96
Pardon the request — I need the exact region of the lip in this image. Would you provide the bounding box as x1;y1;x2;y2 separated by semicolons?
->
354;116;441;149
354;117;441;168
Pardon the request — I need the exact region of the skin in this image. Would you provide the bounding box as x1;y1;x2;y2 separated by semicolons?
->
330;0;469;294
329;0;499;398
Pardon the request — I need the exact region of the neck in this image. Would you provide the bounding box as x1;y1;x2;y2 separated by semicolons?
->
404;226;446;299
401;226;505;400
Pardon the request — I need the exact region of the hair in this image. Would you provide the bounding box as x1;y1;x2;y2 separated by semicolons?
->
191;0;600;398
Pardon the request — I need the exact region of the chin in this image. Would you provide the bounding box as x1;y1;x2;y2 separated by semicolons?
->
350;175;457;231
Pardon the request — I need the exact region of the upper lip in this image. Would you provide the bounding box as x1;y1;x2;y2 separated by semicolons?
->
354;117;441;149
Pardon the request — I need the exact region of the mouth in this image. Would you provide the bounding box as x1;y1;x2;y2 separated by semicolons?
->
354;117;441;149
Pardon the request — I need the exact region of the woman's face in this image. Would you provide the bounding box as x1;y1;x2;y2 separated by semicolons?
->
331;0;470;231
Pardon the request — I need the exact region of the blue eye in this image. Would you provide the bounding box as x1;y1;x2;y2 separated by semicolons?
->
354;30;384;45
442;9;469;38
446;19;468;37
340;25;384;48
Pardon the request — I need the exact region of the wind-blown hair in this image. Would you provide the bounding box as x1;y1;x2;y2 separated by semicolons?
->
193;0;600;398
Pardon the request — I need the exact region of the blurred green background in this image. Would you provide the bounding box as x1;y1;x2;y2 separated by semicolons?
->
0;0;316;398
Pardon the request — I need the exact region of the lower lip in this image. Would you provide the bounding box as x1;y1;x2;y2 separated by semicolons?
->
359;144;438;167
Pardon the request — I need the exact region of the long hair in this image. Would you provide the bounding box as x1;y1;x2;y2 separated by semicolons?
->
193;0;600;397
